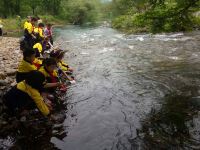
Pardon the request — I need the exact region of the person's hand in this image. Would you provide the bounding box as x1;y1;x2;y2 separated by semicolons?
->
68;68;73;72
56;82;63;87
70;80;76;84
45;99;53;110
48;114;57;121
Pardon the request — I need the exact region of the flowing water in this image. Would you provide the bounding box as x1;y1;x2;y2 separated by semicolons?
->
1;26;200;149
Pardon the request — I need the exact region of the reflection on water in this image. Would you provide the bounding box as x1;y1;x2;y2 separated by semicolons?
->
1;26;200;149
131;93;200;149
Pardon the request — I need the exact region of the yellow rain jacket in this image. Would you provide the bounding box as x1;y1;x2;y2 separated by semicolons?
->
25;22;34;34
24;21;29;30
17;81;50;116
18;59;37;73
33;43;43;53
58;61;69;71
34;27;44;38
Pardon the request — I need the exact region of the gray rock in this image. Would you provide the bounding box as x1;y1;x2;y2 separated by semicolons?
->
0;86;6;90
0;80;8;86
5;68;16;76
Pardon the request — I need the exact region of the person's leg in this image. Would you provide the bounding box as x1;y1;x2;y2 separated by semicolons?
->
50;37;53;45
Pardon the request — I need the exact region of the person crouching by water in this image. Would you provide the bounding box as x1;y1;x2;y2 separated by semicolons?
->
16;48;42;83
39;58;67;102
39;58;63;91
3;71;53;118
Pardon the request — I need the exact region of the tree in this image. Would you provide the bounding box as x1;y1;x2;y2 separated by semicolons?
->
28;0;41;15
112;0;200;33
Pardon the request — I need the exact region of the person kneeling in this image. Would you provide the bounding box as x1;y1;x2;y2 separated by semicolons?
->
4;71;52;119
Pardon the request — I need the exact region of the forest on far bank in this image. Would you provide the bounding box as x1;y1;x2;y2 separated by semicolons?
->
0;0;200;33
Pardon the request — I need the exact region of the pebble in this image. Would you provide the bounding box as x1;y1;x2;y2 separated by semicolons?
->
0;80;8;86
0;37;20;81
0;37;21;92
5;68;16;76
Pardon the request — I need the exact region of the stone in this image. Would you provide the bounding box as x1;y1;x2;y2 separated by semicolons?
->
11;81;17;87
0;72;6;79
0;86;6;90
0;80;8;86
9;64;18;69
5;68;16;76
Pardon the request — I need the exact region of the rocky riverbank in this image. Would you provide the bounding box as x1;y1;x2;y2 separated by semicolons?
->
0;37;21;96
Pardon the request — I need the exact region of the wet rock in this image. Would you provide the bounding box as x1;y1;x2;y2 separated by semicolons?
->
11;81;17;87
0;72;6;80
51;113;66;123
0;80;8;86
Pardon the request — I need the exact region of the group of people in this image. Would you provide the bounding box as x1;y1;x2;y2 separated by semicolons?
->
3;16;75;120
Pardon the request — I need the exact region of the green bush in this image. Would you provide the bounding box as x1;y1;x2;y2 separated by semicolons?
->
112;13;151;33
111;0;200;33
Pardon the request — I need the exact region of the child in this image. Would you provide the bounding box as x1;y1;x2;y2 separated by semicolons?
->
34;23;45;40
33;38;43;57
16;48;42;82
4;71;52;117
39;58;62;90
50;49;73;74
50;49;75;83
16;48;37;83
24;17;37;47
44;23;53;45
23;16;31;30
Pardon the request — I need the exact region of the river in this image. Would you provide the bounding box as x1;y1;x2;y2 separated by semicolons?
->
1;26;200;149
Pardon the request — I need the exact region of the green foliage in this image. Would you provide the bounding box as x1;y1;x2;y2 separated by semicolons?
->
61;0;101;25
112;13;151;33
112;0;200;33
0;0;103;26
0;0;61;17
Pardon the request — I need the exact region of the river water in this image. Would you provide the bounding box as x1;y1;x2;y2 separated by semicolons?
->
1;26;200;149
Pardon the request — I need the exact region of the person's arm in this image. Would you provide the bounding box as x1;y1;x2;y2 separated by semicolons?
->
39;28;45;39
44;82;62;88
58;68;73;81
32;93;50;116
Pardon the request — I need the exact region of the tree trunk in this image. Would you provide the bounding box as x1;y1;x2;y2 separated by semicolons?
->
32;8;35;15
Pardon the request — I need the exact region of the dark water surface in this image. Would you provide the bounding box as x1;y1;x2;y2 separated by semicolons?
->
1;26;200;150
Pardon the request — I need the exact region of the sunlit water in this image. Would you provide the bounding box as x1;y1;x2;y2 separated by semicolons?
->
1;26;200;150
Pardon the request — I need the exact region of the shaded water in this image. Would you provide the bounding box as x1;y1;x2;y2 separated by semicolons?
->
1;26;200;149
52;26;200;150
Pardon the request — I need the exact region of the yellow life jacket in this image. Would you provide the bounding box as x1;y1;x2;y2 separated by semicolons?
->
18;59;37;73
17;81;50;116
34;27;44;38
33;43;43;53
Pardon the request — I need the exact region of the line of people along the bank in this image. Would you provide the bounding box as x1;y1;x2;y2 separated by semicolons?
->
3;16;75;120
